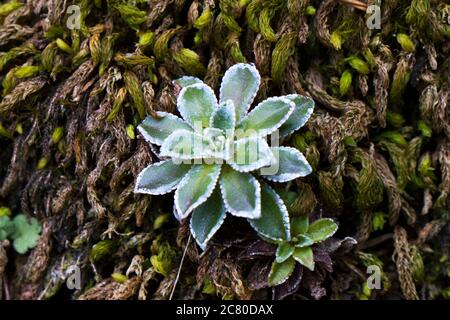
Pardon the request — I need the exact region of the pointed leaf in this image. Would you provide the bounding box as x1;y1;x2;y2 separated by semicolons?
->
292;247;314;271
190;188;227;250
236;97;294;138
175;164;221;219
219;63;261;122
160;129;216;160
306;218;338;243
276;243;295;263
229;137;276;172
210;100;236;134
291;216;309;237
173;76;203;88
248;182;291;242
135;160;190;195
268;257;295;286
279;94;315;138
294;235;314;248
261;147;312;182
137;112;192;146
219;167;261;218
177;83;218;130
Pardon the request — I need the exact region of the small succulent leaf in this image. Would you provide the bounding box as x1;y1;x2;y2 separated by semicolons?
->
219;63;261;122
236;97;294;138
190;188;227;250
278;94;315;138
135;160;190;195
210;100;236;134
175;164;222;219
290;215;309;237
248;182;291;242
268;257;296;286
228;137;276;172
177;83;218;130
292;247;315;271
293;235;314;248
305;218;338;243
261;147;312;182
275;243;295;263
219;167;261;218
159;129;216;160
10;214;42;254
137;112;192;146
173;76;203;88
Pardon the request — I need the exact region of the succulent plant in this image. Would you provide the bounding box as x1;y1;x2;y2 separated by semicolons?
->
268;216;338;286
134;63;314;249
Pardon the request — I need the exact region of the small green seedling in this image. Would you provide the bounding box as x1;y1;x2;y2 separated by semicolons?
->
0;214;42;254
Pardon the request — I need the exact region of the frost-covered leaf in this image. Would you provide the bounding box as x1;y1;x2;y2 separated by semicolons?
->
173;76;203;88
210;100;236;134
219;63;260;122
248;182;291;242
137;112;192;146
220;167;261;218
279;94;315;138
305;218;338;243
229;137;275;172
268;257;295;286
291;215;309;237
190;188;226;249
292;247;314;271
177;83;218;130
10;214;42;254
135;160;191;195
276;243;295;263
236;97;294;138
175;164;221;219
261;147;312;182
160;129;216;160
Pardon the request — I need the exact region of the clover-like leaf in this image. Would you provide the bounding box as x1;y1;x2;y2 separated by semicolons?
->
160;129;217;160
10;214;42;254
268;257;296;286
134;160;191;195
0;216;13;241
279;94;315;138
219;166;261;218
177;83;218;130
248;182;291;242
173;76;203;88
261;147;312;182
305;218;338;243
210;100;236;134
137;112;193;146
229;137;275;172
292;247;314;271
219;63;260;122
175;164;221;220
236;97;294;138
276;243;295;263
190;187;227;249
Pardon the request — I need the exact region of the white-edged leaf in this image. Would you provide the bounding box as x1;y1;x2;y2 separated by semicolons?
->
293;235;314;248
177;83;218;130
173;76;203;88
292;247;314;271
236;97;295;138
137;112;192;146
210;100;236;134
228;137;276;172
305;218;338;243
190;187;227;250
159;129;215;160
276;243;295;263
219;167;261;218
134;160;190;195
279;94;315;138
268;257;295;286
261;147;312;182
175;164;222;219
219;63;261;122
248;182;291;242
